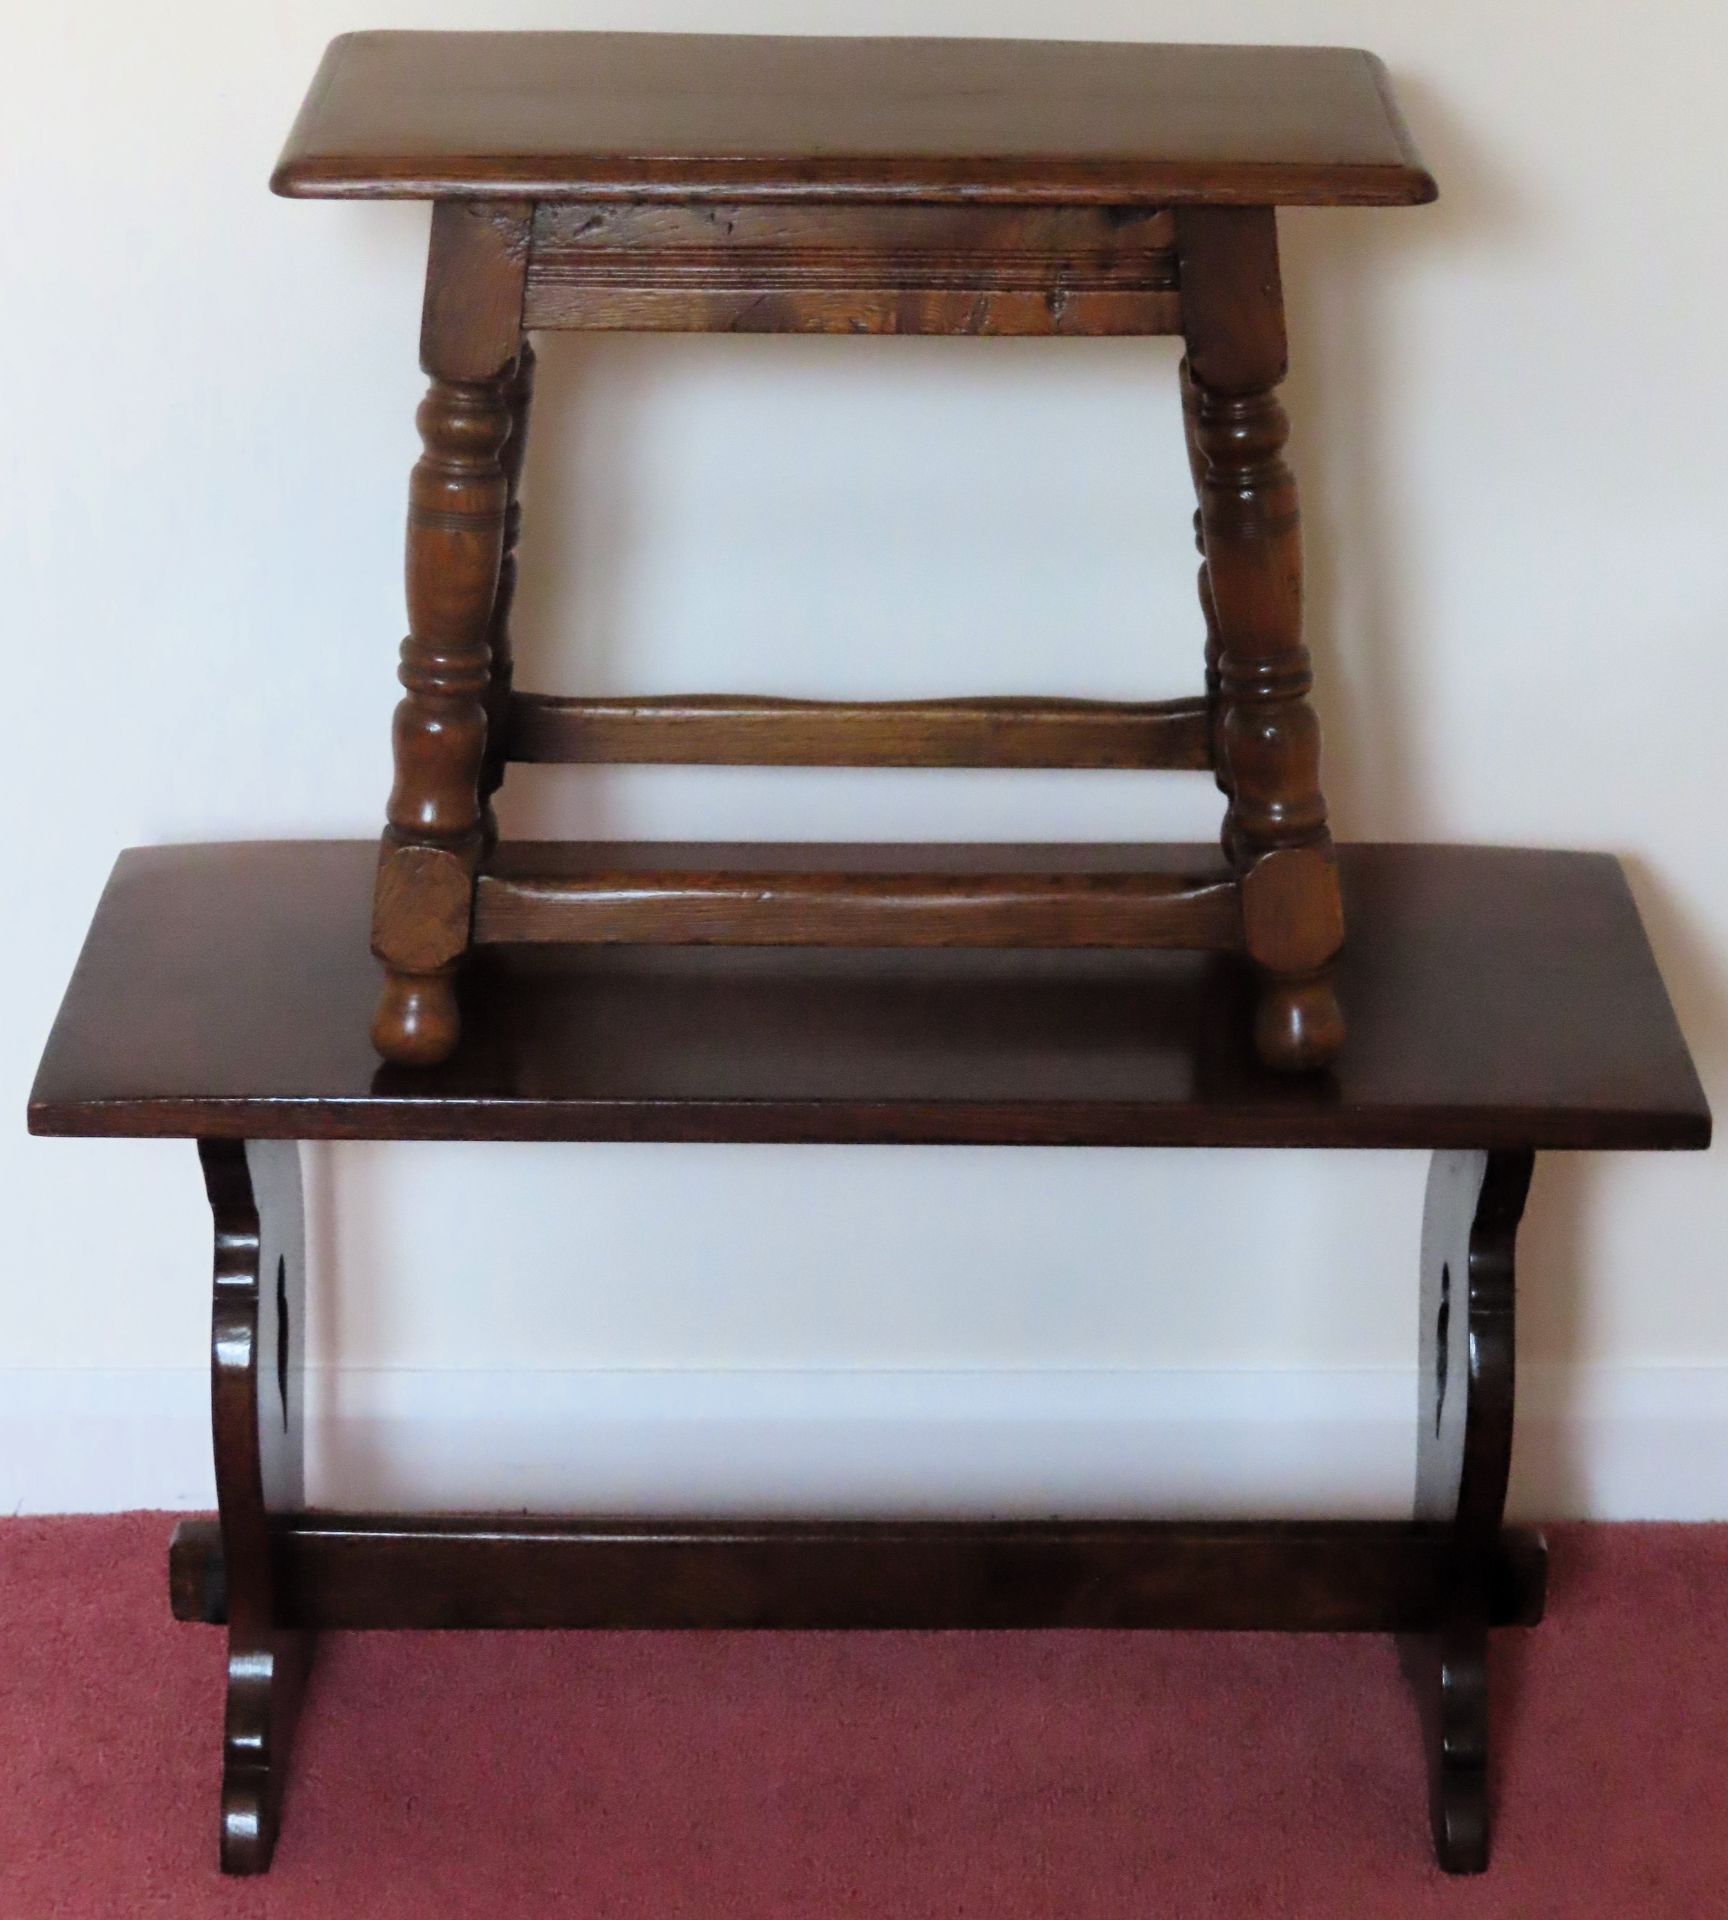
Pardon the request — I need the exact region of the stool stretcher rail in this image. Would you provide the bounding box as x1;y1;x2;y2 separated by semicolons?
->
504;691;1215;770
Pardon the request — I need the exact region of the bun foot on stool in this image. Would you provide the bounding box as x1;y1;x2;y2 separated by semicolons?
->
1237;843;1347;1072
371;971;461;1066
1255;968;1345;1072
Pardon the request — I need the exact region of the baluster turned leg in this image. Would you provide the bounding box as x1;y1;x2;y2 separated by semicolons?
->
480;338;537;847
1176;208;1345;1071
200;1138;310;1874
1179;355;1238;860
1411;1148;1533;1872
371;202;531;1066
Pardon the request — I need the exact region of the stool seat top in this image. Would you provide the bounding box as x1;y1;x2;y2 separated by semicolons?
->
272;32;1436;209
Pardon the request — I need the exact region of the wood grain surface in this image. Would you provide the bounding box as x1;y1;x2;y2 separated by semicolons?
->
272;34;1437;207
27;841;1710;1150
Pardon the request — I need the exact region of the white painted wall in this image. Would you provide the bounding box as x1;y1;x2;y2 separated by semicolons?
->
6;1;1724;1516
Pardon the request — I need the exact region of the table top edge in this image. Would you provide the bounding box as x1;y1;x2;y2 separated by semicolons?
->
24;1096;1716;1152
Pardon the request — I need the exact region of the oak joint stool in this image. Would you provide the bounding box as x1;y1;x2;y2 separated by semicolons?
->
275;31;1437;1073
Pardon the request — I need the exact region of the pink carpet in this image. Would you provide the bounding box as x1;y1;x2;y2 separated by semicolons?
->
3;1516;1725;1917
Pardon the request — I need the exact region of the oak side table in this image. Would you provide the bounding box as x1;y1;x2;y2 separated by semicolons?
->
28;841;1710;1876
271;31;1441;1074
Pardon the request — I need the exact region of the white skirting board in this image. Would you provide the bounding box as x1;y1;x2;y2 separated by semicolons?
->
3;1365;1725;1520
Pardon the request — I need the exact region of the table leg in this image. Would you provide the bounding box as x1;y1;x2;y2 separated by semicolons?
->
371;201;530;1065
1411;1147;1534;1873
199;1139;312;1874
1176;207;1345;1071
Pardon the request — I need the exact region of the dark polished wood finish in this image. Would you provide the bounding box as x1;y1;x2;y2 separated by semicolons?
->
197;1139;312;1875
24;835;1709;1874
168;1514;1546;1635
1408;1148;1533;1873
474;843;1242;951
1177;205;1344;1067
49;43;1703;1875
1180;356;1238;850
272;31;1439;1069
272;34;1437;207
524;201;1184;336
28;841;1710;1151
479;340;536;842
369;201;530;1065
506;691;1213;771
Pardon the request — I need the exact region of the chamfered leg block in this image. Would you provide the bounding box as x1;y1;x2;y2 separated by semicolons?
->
1176;206;1345;1071
371;202;530;1066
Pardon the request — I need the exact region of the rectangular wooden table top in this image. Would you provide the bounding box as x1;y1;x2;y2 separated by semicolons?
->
272;33;1435;208
27;841;1708;1151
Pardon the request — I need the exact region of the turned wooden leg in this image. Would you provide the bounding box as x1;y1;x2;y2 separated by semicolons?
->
1179;355;1237;860
1411;1148;1533;1873
1176;208;1344;1071
200;1139;311;1875
480;338;537;848
371;201;531;1066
